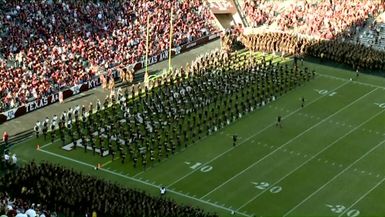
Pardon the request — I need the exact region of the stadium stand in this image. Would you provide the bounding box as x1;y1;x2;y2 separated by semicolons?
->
353;13;385;51
0;0;217;112
241;31;385;71
0;162;218;217
243;0;383;39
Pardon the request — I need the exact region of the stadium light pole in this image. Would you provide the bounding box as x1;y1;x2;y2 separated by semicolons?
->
145;15;150;80
168;7;174;72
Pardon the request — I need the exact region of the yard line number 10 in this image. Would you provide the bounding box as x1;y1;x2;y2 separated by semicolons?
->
185;161;213;172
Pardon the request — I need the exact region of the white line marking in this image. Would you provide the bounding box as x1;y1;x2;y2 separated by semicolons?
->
283;138;385;216
204;89;377;200
167;81;351;188
338;177;385;217
238;108;384;211
38;148;252;217
40;138;60;149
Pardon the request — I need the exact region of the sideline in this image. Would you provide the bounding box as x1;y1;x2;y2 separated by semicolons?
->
37;148;252;217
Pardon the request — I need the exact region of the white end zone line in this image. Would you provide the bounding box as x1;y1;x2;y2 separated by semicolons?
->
201;88;378;199
338;177;385;217
237;108;385;211
167;81;351;188
37;148;252;217
283;139;385;217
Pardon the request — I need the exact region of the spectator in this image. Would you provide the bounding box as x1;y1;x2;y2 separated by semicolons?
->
2;132;8;147
0;162;219;217
0;0;217;112
243;0;383;40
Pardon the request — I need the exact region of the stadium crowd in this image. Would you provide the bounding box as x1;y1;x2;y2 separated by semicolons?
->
0;161;218;217
0;0;216;112
243;0;383;39
242;32;385;71
353;18;385;51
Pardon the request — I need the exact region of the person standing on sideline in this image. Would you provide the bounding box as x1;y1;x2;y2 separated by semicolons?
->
3;150;10;168
1;131;8;157
11;154;17;167
160;186;166;196
2;131;8;146
276;115;282;128
301;97;305;108
233;135;238;147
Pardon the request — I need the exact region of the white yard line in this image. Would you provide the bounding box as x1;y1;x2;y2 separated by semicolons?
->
37;148;252;217
317;73;385;90
283;139;385;217
237;108;384;211
40;139;59;149
167;81;350;188
338;177;385;217
200;88;378;199
101;157;120;167
133;170;145;178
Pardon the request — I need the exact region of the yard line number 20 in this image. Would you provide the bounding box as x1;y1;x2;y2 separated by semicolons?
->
251;181;282;193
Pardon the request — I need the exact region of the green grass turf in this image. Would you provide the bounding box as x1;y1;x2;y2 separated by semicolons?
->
10;54;385;217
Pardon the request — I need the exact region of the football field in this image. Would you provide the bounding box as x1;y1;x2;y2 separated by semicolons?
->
11;58;385;217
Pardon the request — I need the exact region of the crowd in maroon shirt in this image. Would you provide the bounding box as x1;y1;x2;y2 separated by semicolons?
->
243;0;383;39
0;0;216;112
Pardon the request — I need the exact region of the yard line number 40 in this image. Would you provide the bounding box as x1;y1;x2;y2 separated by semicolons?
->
314;89;337;96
